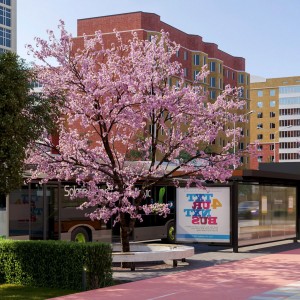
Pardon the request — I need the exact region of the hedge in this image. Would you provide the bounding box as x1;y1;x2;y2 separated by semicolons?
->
0;239;113;290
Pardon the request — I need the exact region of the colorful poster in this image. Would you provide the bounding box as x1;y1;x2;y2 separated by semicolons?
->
176;187;230;243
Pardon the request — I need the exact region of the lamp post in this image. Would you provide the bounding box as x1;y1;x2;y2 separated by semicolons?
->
233;110;254;169
273;125;292;162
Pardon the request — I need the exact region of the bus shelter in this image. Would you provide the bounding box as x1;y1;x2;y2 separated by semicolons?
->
175;169;300;252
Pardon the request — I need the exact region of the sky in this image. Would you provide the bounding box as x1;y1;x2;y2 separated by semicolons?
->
17;0;300;79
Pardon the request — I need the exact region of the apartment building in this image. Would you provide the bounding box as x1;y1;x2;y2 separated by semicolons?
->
75;11;251;167
250;76;300;169
0;0;16;53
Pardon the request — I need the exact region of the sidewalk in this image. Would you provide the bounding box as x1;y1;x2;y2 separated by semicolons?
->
50;240;300;300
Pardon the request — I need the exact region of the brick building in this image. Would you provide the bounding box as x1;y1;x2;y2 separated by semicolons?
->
250;76;300;169
74;11;251;167
76;12;249;97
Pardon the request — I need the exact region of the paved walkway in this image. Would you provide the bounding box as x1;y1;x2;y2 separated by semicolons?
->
50;241;300;300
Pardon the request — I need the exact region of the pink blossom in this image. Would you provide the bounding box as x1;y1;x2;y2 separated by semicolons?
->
26;21;247;250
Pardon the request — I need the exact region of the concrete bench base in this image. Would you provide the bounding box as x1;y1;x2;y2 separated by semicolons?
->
112;243;195;271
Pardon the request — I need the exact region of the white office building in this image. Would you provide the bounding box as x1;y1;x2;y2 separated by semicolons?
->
0;0;16;53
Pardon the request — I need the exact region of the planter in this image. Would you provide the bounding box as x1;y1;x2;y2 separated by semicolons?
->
112;243;195;270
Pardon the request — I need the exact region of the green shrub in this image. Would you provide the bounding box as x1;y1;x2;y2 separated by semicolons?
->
0;239;112;290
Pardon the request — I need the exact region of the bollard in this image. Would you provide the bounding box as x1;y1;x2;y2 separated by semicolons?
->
82;267;87;291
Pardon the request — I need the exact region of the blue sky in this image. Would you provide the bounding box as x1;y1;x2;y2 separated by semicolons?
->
17;0;300;78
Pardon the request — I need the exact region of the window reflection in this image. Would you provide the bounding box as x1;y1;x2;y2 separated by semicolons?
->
238;184;296;246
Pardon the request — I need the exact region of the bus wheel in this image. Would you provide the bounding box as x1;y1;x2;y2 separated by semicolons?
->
71;227;90;243
166;222;175;244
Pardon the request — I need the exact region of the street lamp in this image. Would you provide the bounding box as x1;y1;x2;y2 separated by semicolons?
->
273;125;292;162
233;110;254;169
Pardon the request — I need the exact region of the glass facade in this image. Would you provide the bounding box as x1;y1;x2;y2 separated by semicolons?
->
0;27;11;47
0;6;11;26
280;97;300;105
0;0;15;52
238;183;296;246
279;85;300;94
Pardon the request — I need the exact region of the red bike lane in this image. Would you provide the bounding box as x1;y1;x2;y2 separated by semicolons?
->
50;247;300;300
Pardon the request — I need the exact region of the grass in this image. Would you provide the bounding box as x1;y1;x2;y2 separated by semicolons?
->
0;284;78;300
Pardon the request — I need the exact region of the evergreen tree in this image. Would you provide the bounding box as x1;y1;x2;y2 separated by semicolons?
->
0;52;53;194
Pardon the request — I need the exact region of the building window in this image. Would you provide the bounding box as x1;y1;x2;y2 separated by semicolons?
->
0;6;11;27
270;123;275;129
193;54;200;65
193;70;199;80
210;62;216;72
270;133;275;139
239;142;244;150
30;81;43;88
0;0;11;5
270;89;276;96
270;112;275;118
148;34;155;41
219;63;222;73
257;102;263;108
270;144;274;150
280;86;300;94
257;134;263;140
203;56;206;65
257;112;263;118
258;156;263;162
176;50;180;57
184;68;188;77
239;88;244;98
0;27;11;48
257;145;263;151
210;90;216;99
238;74;244;84
183;51;188;60
257;90;263;97
270;100;276;107
210;77;216;87
232;72;235;80
219;78;222;89
257;123;263;129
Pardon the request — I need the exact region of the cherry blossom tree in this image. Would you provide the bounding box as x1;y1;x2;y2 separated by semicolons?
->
26;21;247;253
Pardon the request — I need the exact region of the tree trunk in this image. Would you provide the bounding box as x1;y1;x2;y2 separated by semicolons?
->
119;213;133;268
120;224;130;253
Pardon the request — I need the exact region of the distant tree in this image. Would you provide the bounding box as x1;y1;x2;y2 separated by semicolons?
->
0;52;54;194
26;21;247;254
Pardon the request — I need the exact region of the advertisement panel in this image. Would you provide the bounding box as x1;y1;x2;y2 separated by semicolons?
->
176;186;231;243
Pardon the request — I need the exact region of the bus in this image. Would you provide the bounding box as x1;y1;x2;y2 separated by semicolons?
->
4;181;175;244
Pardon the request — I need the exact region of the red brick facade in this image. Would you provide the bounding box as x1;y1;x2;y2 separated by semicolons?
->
57;12;250;164
76;12;246;85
